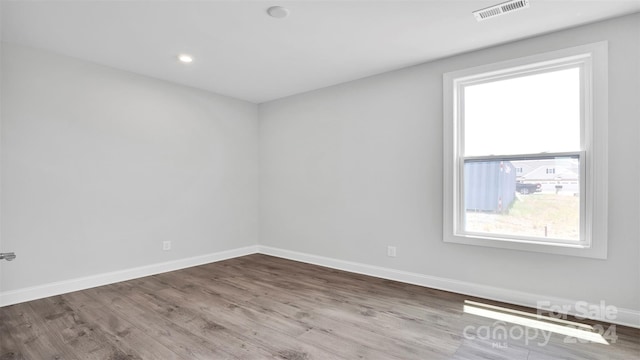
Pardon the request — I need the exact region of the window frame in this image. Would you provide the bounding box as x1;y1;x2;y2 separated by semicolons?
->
443;42;608;259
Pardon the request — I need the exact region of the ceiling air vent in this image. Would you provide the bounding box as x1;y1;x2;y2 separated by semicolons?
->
473;0;530;21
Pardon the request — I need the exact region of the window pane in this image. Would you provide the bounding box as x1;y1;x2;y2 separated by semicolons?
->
464;157;580;241
463;67;581;156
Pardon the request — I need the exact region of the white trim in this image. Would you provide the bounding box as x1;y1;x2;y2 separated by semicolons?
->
258;245;639;329
2;244;637;329
0;245;259;307
443;41;608;259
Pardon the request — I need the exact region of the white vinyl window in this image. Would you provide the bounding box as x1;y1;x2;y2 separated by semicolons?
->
443;42;608;258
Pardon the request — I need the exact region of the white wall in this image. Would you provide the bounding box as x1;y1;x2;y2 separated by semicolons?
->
1;13;638;323
0;3;3;268
259;14;640;312
0;43;259;292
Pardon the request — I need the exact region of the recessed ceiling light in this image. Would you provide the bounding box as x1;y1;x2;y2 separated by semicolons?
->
267;6;290;19
178;54;193;63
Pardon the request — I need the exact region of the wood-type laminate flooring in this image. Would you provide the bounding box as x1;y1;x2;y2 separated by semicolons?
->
1;254;639;359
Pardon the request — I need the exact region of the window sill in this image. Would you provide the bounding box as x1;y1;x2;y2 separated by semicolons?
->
444;233;607;259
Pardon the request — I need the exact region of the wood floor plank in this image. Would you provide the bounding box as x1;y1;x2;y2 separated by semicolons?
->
122;287;277;358
82;284;236;360
2;300;74;359
135;272;342;359
2;254;639;359
152;271;313;339
26;296;132;360
0;306;26;360
61;291;183;360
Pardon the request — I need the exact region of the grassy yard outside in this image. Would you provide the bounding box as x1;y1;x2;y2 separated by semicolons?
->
465;193;580;240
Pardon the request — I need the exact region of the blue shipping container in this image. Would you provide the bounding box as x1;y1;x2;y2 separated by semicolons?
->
464;160;516;213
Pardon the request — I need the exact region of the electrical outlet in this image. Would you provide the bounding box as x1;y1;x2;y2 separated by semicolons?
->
162;241;171;251
387;246;396;257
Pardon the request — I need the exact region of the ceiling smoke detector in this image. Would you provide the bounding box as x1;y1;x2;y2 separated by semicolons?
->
473;0;530;21
267;6;290;19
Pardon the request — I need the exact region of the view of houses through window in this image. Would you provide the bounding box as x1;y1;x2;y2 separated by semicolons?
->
445;42;607;257
464;157;580;241
459;66;582;242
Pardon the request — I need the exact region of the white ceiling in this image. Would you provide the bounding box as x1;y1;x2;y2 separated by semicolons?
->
2;1;639;103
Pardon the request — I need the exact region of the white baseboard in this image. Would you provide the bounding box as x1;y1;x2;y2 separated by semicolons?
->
3;243;638;329
0;245;259;307
258;245;640;329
